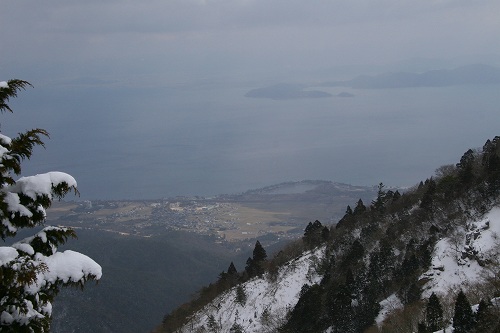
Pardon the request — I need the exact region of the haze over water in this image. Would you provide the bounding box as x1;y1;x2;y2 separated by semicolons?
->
2;1;500;200
6;81;500;200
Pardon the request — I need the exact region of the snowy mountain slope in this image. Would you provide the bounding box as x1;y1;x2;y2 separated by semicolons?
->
421;206;500;298
169;206;500;333
372;206;500;330
159;136;500;333
177;247;326;333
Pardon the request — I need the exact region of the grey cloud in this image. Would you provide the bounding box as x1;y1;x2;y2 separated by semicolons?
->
1;0;500;82
4;1;497;34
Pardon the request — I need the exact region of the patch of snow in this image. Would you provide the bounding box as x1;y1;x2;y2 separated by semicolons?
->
12;242;34;255
3;192;33;218
0;133;12;145
0;81;8;89
421;207;500;298
179;247;326;333
376;293;403;326
26;250;102;294
9;172;77;200
3;299;44;326
0;247;19;265
1;219;17;233
0;145;9;159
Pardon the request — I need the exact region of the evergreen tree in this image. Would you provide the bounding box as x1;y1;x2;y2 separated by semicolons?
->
235;285;247;306
303;220;327;246
341;239;364;268
420;178;437;212
353;199;367;215
304;221;314;237
482;137;500;195
245;240;267;277
229;322;244;333
227;262;238;276
331;284;355;333
367;251;383;291
365;238;395;293
284;283;325;333
207;314;219;333
221;262;239;287
371;182;387;213
457;149;476;184
0;79;101;332
337;207;354;228
321;226;330;242
356;284;381;332
244;257;255;276
401;253;419;277
402;282;421;305
217;270;228;283
392;190;401;201
425;293;444;332
253;240;267;262
475;299;497;333
452;290;475;333
475;299;489;326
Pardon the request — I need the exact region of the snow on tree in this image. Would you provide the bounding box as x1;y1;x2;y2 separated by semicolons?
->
0;79;102;332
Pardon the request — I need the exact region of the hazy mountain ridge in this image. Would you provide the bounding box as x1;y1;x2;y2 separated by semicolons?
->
321;64;500;89
243;64;500;102
157;136;500;333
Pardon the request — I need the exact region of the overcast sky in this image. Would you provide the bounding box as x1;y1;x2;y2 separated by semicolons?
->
2;1;500;200
2;1;500;84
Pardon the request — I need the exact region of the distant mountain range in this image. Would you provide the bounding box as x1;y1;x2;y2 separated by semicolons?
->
321;64;500;89
244;64;500;100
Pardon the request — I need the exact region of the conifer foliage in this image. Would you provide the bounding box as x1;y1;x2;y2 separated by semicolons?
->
303;220;329;247
452;290;475;333
424;293;444;333
475;299;499;332
0;80;101;332
245;240;267;277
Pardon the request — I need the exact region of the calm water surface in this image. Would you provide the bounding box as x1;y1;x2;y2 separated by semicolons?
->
5;82;500;199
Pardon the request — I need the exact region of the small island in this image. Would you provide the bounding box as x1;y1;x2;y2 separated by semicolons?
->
245;83;332;100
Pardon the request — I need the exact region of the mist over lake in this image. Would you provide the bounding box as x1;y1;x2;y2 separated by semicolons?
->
5;81;500;200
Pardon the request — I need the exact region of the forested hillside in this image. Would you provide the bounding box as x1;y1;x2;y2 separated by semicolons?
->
157;136;500;333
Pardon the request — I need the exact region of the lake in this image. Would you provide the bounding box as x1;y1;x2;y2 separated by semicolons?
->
4;80;500;200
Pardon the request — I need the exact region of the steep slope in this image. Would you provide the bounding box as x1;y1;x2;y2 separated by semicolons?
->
372;206;500;332
174;247;326;333
421;207;500;298
158;135;500;333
